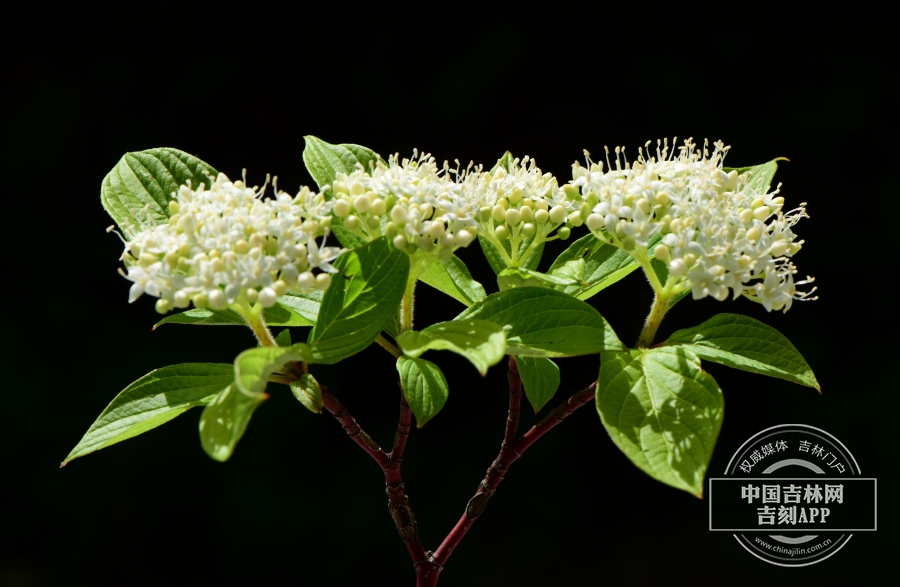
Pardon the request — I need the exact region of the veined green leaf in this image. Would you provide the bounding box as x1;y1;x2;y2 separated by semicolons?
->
397;357;449;427
457;288;623;357
664;313;819;391
596;346;723;497
308;238;409;363
517;356;560;413
101;148;217;238
199;384;266;462
419;255;486;307
153;301;312;329
396;319;506;375
234;343;313;396
274;329;291;347
278;289;323;325
290;373;323;413
497;267;580;292
547;233;639;300
64;363;233;464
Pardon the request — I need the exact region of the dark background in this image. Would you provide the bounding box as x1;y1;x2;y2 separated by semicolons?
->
3;8;896;586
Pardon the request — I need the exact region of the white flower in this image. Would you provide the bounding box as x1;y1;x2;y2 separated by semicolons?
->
569;138;816;312
118;172;344;313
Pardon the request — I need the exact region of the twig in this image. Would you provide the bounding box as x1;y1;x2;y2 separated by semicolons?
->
432;368;597;570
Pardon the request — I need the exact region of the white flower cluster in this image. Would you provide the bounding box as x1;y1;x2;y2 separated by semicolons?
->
331;152;479;262
332;152;581;268
118;173;343;314
570;138;816;312
472;155;581;263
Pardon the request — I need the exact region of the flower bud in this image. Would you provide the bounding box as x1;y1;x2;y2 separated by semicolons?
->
509;188;523;205
668;259;686;277
372;198;387;216
174;290;190;308
344;215;359;230
349;181;365;196
441;233;457;248
580;202;592;221
439;246;454;260
391;205;408;224
746;226;761;242
428;222;445;239
586;213;604;231
492;205;506;222
549;205;566;224
258;287;277;308
563;185;581;201
655;192;670;206
208;289;228;310
739;209;753;224
367;216;380;229
567;211;584;227
522;223;536;237
520;206;533;223
333;199;351;217
505;208;521;226
193;293;209;309
245;288;259;304
315;273;332;291
534;199;549;212
296;271;315;290
353;195;371;213
653;244;670;261
535;209;549;224
495;225;510;240
456;229;474;247
333;181;349;195
168;201;180;215
753;206;770;221
155;298;171;314
393;235;407;250
234;239;250;254
768;241;788;257
557;226;571;240
497;198;509;210
274;280;288;296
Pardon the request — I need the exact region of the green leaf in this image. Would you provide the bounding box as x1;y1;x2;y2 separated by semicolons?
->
489;151;514;174
396;319;506;375
199;384;266;462
664;313;819;391
723;158;786;194
478;234;544;276
596;346;723;497
234;343;313;396
457;288;623;357
497;267;580;292
274;329;291;347
516;356;560;413
302;136;380;249
278;289;323;325
308;237;410;363
547;233;639;300
419;256;486;307
397;356;450;427
153;302;313;329
101;148;217;238
290;373;323;414
63;363;233;464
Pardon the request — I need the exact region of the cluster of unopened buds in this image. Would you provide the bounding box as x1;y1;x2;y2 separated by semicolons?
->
117;172;343;314
472;155;583;265
331;152;479;262
572;138;816;312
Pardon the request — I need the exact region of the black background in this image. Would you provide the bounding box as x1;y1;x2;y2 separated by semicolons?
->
3;7;896;586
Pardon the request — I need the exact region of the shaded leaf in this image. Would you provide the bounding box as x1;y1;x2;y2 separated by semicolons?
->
290;373;323;413
308;238;409;363
234;343;313;396
199;384;266;462
154;302;312;329
517;356;560;413
396;319;506;375
397;356;449;427
419;255;486;306
457;288;623;357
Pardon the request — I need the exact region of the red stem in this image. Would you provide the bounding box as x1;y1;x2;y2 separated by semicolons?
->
431;375;597;570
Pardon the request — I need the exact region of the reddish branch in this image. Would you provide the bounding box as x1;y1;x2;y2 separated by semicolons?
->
431;372;597;572
318;361;597;587
321;387;435;582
